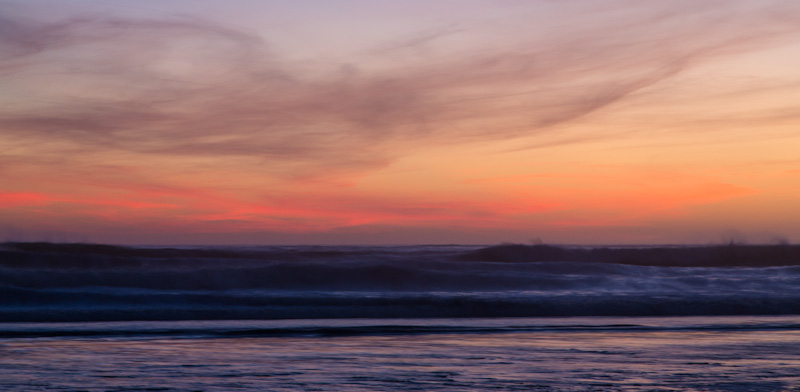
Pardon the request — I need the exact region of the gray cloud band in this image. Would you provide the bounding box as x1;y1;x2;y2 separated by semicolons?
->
2;0;800;177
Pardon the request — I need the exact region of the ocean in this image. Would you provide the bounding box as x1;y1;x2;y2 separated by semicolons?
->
2;242;800;391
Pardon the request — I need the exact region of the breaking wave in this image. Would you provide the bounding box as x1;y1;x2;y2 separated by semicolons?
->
2;242;800;322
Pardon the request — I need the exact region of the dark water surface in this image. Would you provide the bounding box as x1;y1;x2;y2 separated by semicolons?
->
3;316;800;391
3;243;800;390
4;243;800;321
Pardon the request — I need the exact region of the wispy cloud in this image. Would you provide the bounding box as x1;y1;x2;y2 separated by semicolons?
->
3;0;800;243
3;0;800;178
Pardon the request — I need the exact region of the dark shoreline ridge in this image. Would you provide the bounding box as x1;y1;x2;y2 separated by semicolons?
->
459;243;800;267
1;241;800;267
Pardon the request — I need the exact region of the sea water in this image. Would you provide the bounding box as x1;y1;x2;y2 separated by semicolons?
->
3;316;800;391
3;243;800;390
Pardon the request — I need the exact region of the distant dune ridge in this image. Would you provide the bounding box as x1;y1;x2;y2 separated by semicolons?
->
3;241;800;268
459;243;800;267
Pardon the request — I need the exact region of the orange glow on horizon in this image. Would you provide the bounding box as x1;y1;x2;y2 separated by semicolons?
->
2;1;800;244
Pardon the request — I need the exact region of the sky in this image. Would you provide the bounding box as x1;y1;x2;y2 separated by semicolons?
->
1;0;799;245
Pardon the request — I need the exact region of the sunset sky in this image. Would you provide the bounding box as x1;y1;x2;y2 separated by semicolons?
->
2;0;799;245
